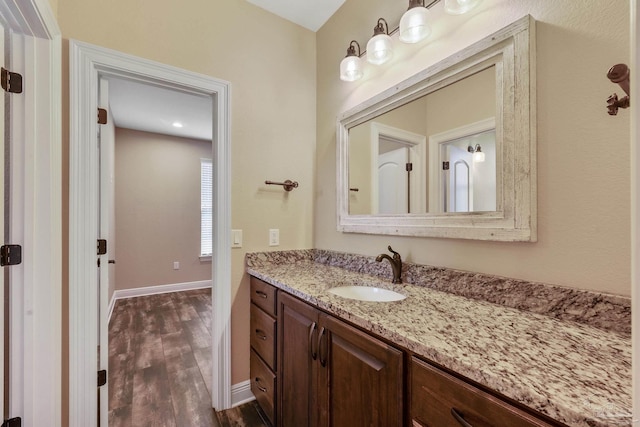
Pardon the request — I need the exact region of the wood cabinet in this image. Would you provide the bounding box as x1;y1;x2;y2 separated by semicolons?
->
411;357;556;427
278;291;403;427
250;276;278;426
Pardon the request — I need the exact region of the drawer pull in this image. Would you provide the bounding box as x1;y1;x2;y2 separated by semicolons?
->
309;322;317;360
318;327;327;367
255;377;267;393
451;408;473;427
255;329;268;340
255;290;268;299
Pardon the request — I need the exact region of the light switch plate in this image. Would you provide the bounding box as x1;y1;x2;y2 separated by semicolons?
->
232;229;242;248
269;229;279;246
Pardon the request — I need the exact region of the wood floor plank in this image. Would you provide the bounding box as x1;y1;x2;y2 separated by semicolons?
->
108;404;132;427
193;346;213;397
161;330;192;359
134;334;165;369
216;401;269;427
167;366;216;427
183;318;210;350
165;350;198;374
174;302;200;322
109;351;135;410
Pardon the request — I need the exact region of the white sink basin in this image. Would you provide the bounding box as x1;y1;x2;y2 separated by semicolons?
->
328;286;406;302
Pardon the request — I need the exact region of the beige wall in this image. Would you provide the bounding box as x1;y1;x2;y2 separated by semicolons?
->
316;0;631;296
114;128;212;292
57;0;317;406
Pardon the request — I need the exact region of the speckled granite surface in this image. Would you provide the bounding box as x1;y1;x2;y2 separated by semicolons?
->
246;250;632;427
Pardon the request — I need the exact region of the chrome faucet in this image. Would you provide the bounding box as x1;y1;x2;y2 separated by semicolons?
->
375;246;402;284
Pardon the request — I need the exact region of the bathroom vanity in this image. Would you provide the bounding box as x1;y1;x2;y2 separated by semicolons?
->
247;250;631;427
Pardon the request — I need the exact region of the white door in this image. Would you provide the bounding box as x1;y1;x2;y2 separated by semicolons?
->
378;147;409;214
97;77;113;426
445;145;473;212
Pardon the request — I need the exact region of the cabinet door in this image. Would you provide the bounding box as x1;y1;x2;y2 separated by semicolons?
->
318;314;403;427
278;292;320;427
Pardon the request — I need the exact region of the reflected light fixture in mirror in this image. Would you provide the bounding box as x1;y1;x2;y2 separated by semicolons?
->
468;144;485;162
367;18;393;65
340;40;363;82
444;0;482;15
399;0;432;44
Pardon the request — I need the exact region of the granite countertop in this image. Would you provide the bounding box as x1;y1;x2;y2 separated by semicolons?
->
246;250;632;427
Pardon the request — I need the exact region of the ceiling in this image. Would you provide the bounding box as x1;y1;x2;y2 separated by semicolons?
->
246;0;345;32
107;2;342;138
107;76;213;141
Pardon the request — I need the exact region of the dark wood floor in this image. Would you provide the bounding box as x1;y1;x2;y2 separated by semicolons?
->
109;289;269;427
215;401;270;427
109;289;218;427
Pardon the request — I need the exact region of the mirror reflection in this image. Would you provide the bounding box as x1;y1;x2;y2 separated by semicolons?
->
348;66;496;215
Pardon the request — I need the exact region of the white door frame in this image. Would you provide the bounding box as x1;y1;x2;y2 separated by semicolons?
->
631;1;639;423
69;40;232;425
0;0;61;426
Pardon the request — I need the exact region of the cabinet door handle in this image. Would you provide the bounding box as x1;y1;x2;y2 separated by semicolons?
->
317;327;327;367
254;377;267;393
255;290;268;299
451;408;473;427
309;322;317;360
255;329;268;340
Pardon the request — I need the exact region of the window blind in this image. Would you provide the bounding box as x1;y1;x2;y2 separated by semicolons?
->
201;159;213;256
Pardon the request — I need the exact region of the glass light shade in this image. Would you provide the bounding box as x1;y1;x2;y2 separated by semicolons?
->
473;151;485;163
444;0;482;15
367;34;393;65
399;7;432;43
340;55;363;82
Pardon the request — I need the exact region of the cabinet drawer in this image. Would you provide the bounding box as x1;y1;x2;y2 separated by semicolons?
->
411;357;554;427
250;303;276;370
250;349;276;425
250;276;277;316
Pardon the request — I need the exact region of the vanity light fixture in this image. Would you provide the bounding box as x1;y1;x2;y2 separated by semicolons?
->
339;0;484;81
367;18;393;65
468;144;485;162
444;0;482;15
399;0;432;44
340;40;364;82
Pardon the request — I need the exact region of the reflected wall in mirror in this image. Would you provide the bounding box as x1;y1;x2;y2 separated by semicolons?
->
337;16;536;241
348;67;496;215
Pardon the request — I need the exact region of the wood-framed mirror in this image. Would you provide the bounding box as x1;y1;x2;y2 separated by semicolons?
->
336;16;536;241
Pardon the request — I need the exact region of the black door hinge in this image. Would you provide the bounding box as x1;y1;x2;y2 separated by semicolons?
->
98;369;107;387
443;161;450;171
405;162;413;172
1;68;23;94
2;417;22;427
0;245;22;266
97;239;107;255
97;108;107;124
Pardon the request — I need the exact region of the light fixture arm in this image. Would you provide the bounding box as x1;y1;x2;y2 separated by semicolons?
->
346;40;361;57
373;18;390;36
407;0;425;10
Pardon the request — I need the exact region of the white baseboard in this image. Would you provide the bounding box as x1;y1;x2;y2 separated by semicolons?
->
108;279;212;322
231;380;255;407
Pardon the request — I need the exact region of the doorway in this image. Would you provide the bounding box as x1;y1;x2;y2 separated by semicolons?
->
69;40;232;426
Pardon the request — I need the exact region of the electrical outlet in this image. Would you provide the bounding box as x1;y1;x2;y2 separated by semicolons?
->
232;229;243;248
269;229;279;246
173;261;180;270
